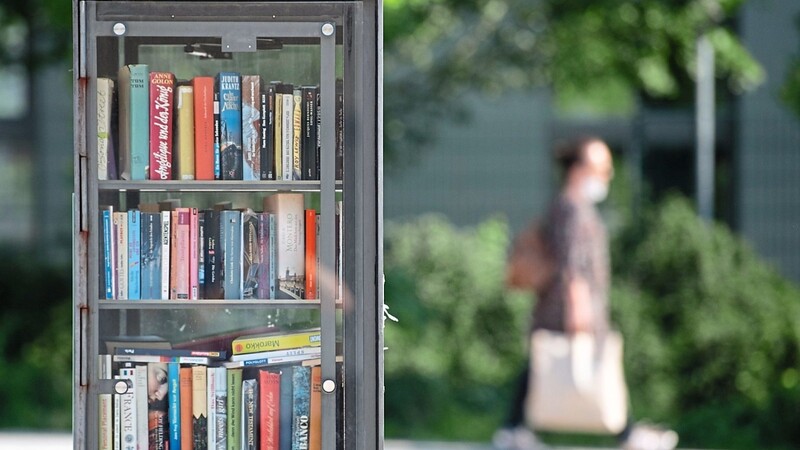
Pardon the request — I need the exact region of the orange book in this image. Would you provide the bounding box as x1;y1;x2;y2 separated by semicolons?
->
309;365;322;450
193;77;215;180
305;209;317;299
179;366;193;450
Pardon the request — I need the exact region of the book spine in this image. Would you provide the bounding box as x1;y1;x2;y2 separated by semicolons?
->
221;210;242;300
175;208;191;299
160;210;171;300
176;84;196;180
139;212;160;299
116;347;226;359
230;346;321;362
281;85;294;181
305;209;317;300
213;86;221;179
218;72;243;180
168;362;182;450
259;369;281;450
231;330;321;355
99;355;113;450
257;213;271;300
291;366;311;450
127;210;141;300
302;86;318;180
214;366;228;450
237;352;322;367
147;363;169;450
242;377;259;450
279;368;293;450
193;365;208;450
113;212;128;300
226;367;243;450
97;78;113;180
273;85;282;180
203;209;222;299
190;207;199;300
194;76;216;180
309;366;321;450
269;214;276;299
335;79;344;181
261;83;276;180
129;65;150;180
102;206;115;299
114;355;212;365
315;212;320;299
263;193;305;300
292;88;303;181
135;364;148;450
180;367;193;450
149;71;175;180
242;75;262;181
242;211;259;300
198;211;206;298
118;367;137;450
114;382;121;450
206;365;216;448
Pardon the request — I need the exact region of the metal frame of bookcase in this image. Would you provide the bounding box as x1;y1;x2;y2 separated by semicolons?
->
72;1;383;449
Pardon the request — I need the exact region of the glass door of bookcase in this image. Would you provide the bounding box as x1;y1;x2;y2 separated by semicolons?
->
73;2;379;449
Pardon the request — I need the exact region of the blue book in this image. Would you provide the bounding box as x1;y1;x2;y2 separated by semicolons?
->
127;209;141;300
216;72;243;180
168;362;181;450
256;213;271;299
291;365;311;450
139;212;162;300
102;206;114;299
242;211;259;300
279;368;293;450
117;64;150;180
221;210;242;299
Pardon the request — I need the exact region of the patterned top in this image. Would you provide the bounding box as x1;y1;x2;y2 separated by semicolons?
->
532;193;610;333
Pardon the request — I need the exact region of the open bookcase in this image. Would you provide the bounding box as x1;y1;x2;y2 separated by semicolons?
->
72;2;382;449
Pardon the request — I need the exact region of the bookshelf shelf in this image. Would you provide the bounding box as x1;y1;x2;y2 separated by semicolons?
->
74;2;380;450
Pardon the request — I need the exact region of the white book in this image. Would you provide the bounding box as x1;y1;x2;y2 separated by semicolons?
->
134;365;148;450
117;367;137;450
263;193;305;300
114;212;128;300
281;90;294;180
213;366;228;450
207;364;217;447
230;346;322;362
99;355;113;450
160;210;171;299
97;78;114;181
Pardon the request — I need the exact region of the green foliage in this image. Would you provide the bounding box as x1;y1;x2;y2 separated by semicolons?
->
384;196;800;449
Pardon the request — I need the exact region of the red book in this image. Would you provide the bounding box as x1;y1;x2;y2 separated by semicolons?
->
259;369;281;450
193;76;215;180
305;209;317;300
179;367;193;450
149;72;176;180
189;207;199;300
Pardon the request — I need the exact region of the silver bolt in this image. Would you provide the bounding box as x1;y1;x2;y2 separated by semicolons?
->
112;23;126;36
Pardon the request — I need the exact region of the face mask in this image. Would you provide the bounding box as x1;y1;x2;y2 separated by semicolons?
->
582;176;608;203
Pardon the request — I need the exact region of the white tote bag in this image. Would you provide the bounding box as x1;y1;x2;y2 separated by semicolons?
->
525;329;628;434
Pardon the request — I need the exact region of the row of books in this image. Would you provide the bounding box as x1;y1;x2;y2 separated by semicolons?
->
100;193;343;301
97;65;344;182
100;328;339;450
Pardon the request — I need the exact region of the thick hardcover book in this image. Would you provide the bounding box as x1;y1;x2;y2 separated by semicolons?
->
305;209;317;300
101;205;115;299
160;210;171;300
221;210;243;300
176;84;196;180
231;329;321;355
192;365;208;450
260;83;276;180
117;367;138;450
242;211;260;300
140;212;162;299
147;362;170;450
193;76;216;180
180;367;193;450
127;209;141;300
118;64;149;180
279;368;293;450
301;86;319;180
309;366;321;450
259;369;280;450
202;209;222;299
279;83;295;181
256;213;272;299
291;365;311;450
97;78;114;181
149;72;176;180
242;75;262;181
242;377;259;450
217;72;243;180
189;208;199;300
226;367;243;450
273;83;283;180
263;193;305;299
292;88;303;181
113;211;128;300
168;362;182;450
171;208;191;300
99;355;113;450
335;79;344;181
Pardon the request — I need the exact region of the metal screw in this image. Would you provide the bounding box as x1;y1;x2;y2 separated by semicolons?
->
321;23;335;36
112;23;126;36
322;379;336;393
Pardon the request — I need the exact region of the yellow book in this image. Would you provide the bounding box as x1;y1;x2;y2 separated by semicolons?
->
176;85;195;180
231;329;321;355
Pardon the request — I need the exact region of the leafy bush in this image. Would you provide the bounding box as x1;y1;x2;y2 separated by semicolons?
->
384;195;800;449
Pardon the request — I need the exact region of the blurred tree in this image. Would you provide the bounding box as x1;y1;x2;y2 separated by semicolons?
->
384;0;764;169
0;0;71;68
